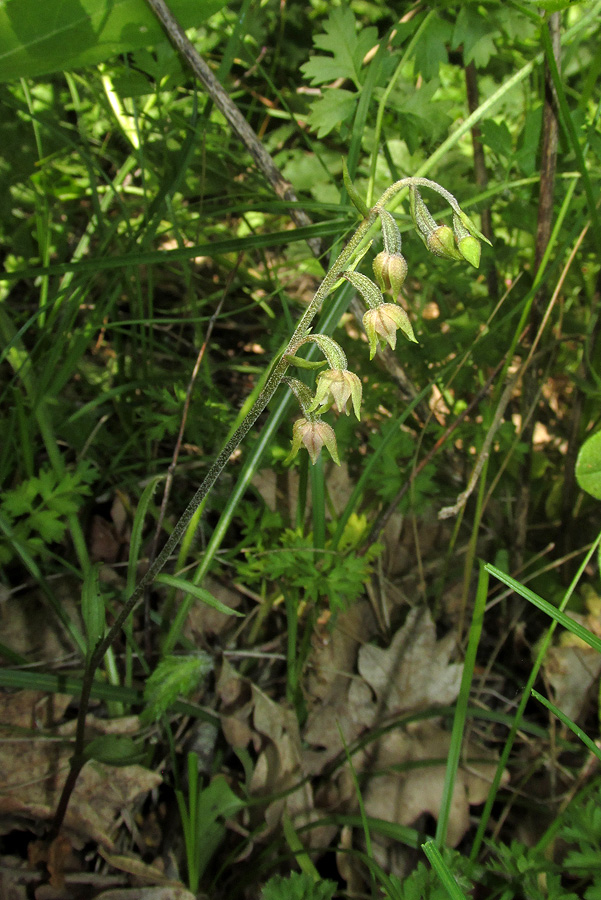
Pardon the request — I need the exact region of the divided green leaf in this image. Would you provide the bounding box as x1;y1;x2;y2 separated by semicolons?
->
142;653;213;723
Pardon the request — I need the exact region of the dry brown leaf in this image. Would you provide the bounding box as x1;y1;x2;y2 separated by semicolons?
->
544;644;601;721
250;686;317;841
98;848;184;888
359;722;505;847
358;607;462;715
0;690;161;848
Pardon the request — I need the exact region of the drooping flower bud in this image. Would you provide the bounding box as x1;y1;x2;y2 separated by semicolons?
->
410;187;462;261
286;418;340;466
308;368;362;419
452;212;481;268
373;250;408;297
427;225;463;260
363;304;417;359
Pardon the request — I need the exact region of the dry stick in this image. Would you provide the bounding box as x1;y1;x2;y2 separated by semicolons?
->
143;0;322;258
143;253;244;657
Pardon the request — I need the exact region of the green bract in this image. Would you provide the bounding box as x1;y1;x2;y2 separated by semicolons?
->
287;418;340;465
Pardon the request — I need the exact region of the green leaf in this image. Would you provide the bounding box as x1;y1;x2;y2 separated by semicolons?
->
84;734;146;766
576;431;601;500
155;573;244;617
452;7;500;69
300;7;377;89
142;653;213;722
0;0;228;82
412;14;452;81
261;872;336;900
306;89;357;139
81;563;106;652
479;119;513;159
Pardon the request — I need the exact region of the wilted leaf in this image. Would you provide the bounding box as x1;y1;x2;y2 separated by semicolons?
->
0;691;160;848
358;608;463;714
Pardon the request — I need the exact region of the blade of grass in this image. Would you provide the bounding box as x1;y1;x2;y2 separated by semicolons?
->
531;688;601;764
469;529;601;860
435;562;488;847
422;841;469;900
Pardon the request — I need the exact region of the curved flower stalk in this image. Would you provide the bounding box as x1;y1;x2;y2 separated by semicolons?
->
50;167;488;837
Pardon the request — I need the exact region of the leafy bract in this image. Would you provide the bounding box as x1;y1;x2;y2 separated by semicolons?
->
0;0;227;82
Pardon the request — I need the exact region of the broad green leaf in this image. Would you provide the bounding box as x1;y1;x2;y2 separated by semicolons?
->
479;119;513;159
84;734;146;766
412;14;452;82
306;89;357;139
576;431;601;500
0;0;227;82
300;7;377;90
452;7;500;69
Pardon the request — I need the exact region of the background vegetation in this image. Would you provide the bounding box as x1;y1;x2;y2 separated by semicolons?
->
1;0;601;897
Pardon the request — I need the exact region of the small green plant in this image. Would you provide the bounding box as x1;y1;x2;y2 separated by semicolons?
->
175;752;245;893
261;871;337;900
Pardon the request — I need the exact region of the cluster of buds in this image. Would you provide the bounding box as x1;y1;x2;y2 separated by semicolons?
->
284;334;362;465
286;176;487;466
410;187;482;269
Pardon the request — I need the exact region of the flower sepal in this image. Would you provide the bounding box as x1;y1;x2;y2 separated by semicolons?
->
286;418;340;466
307;368;362;419
363;303;417;359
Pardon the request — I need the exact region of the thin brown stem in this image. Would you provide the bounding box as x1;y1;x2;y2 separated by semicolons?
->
514;12;561;566
143;0;321;257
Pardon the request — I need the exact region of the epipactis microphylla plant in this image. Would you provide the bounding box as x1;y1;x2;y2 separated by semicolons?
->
50;166;489;836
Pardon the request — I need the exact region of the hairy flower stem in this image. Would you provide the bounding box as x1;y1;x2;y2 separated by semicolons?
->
50;176;459;836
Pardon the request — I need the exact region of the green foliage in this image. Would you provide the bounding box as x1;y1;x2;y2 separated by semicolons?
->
2;0;601;894
0;0;227;81
576;431;601;500
176;757;245;893
0;463;97;564
261;871;336;900
83;733;146;766
236;505;381;614
142;653;213;723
